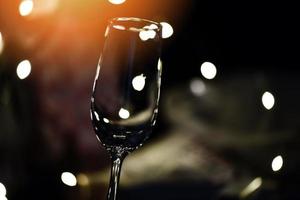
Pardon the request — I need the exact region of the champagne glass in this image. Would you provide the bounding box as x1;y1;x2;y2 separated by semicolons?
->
90;17;162;200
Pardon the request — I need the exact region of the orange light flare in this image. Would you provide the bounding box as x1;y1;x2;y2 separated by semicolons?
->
0;0;192;70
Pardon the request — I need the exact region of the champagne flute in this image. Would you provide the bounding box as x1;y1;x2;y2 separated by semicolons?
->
90;17;162;200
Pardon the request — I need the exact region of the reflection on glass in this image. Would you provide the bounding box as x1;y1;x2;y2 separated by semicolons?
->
113;25;126;31
93;111;100;121
272;155;283;172
200;61;217;80
61;172;77;187
262;91;275;110
108;0;126;5
103;118;110;123
190;78;206;96
132;74;146;91
16;60;31;80
0;32;4;55
157;58;162;71
0;182;6;197
19;0;34;16
160;22;174;39
240;177;262;198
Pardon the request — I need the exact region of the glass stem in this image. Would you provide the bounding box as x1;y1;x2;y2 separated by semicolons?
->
107;155;125;200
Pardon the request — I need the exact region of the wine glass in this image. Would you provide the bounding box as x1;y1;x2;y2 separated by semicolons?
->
90;17;162;200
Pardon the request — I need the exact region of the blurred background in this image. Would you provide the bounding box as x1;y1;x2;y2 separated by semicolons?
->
1;0;300;199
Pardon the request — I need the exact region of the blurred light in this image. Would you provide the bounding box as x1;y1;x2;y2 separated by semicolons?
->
108;0;126;5
103;118;109;123
240;177;262;198
160;22;173;38
0;196;7;200
0;182;6;196
19;0;34;16
200;61;217;80
16;60;31;79
113;25;126;31
272;155;283;172
262;91;275;110
139;29;156;41
119;108;130;119
77;174;89;186
190;79;206;96
61;172;77;187
0;32;4;55
132;74;146;91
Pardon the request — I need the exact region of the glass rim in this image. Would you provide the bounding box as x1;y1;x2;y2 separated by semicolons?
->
108;17;162;32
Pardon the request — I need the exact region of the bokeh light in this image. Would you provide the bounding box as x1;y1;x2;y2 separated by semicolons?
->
61;172;77;187
16;60;31;80
160;22;173;39
139;29;156;41
119;108;130;119
0;32;4;55
108;0;126;5
262;91;275;110
240;177;262;198
0;182;6;197
19;0;34;16
190;79;206;96
272;155;283;172
103;118;109;123
0;196;8;200
132;74;146;91
200;61;217;80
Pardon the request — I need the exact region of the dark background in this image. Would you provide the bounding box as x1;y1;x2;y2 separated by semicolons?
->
1;0;300;199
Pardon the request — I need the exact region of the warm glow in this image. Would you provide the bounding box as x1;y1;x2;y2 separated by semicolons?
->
108;0;126;5
119;108;130;119
132;74;146;91
16;60;31;79
19;0;34;16
0;182;6;196
262;91;275;110
272;155;283;172
200;61;217;79
190;79;206;96
31;0;59;16
160;22;173;39
240;177;262;198
77;174;90;186
0;32;4;55
61;172;77;187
